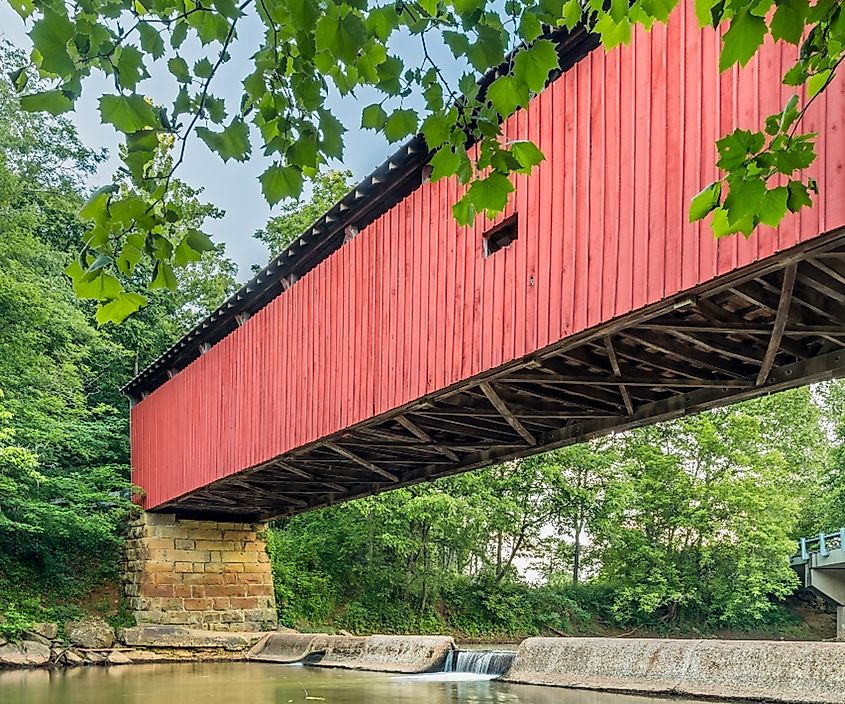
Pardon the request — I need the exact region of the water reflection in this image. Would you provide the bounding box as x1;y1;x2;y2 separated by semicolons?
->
0;662;722;704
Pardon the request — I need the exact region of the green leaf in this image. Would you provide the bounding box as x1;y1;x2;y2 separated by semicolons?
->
467;25;505;72
173;238;202;267
19;89;73;115
513;39;559;93
444;30;470;58
724;174;766;223
594;15;632;48
466;172;515;216
487;75;529;118
29;9;75;76
429;147;463;181
758;186;789;227
421;113;453;149
196;118;252;162
786;179;813;211
319;109;346;159
79;184;117;223
384;109;418;142
171;21;188;48
150;261;178;290
194;58;214;79
376;55;404;95
74;271;123;300
116;243;144;275
204;95;227;123
689;182;722;221
694;0;719;26
510;140;545;172
96;292;146;325
168;57;191;83
260;164;304;206
562;0;582;28
9;0;34;19
316;9;367;63
138;23;166;59
452;194;476;226
361;103;388;130
99;94;158;132
719;11;767;70
770;0;808;44
716;129;765;170
9;67;28;92
519;11;543;41
117;45;148;91
808;69;831;97
289;0;321;29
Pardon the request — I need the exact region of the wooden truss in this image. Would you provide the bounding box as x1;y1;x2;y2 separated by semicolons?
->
164;229;845;521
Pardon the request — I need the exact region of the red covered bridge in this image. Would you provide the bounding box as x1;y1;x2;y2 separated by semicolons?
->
125;7;845;521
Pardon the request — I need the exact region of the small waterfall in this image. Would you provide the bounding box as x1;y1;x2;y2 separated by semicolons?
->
442;649;515;676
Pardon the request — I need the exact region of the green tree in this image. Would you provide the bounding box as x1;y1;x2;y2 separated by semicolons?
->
255;169;353;257
0;49;238;628
3;0;837;321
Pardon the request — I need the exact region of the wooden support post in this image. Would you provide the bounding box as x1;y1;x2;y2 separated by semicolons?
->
603;335;634;415
479;381;536;446
324;441;399;482
757;263;797;386
395;415;460;461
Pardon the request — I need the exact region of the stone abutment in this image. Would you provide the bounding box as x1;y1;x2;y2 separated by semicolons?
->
123;512;277;631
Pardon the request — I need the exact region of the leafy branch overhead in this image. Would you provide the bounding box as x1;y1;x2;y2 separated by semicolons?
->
6;0;841;323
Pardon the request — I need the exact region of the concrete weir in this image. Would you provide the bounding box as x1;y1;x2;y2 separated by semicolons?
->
249;633;455;673
504;637;845;704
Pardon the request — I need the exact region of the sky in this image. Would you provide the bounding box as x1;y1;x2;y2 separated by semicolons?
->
0;6;410;277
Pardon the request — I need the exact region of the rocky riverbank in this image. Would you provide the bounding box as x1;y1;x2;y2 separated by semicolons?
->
0;621;269;669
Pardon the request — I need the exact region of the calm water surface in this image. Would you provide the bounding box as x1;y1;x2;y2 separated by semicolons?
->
0;662;723;704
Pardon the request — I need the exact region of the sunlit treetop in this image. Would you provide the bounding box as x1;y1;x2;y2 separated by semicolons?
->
5;0;842;323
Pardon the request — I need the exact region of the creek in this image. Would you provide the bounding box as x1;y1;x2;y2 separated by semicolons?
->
0;661;729;704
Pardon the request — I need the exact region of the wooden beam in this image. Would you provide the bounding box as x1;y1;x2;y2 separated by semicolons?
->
323;441;399;482
757;263;797;386
603;335;634;415
479;381;537;446
229;478;308;506
495;374;752;388
394;416;462;461
622;329;747;378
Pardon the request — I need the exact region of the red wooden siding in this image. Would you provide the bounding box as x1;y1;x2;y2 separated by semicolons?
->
132;5;845;508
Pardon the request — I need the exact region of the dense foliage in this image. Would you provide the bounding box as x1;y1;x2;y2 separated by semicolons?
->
0;47;237;636
269;385;842;638
2;0;838;322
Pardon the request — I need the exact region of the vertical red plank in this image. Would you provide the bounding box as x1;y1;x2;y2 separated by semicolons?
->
663;7;683;299
647;22;668;304
632;26;651;310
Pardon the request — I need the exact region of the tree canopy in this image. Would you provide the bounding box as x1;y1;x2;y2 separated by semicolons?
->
3;0;839;322
0;49;237;634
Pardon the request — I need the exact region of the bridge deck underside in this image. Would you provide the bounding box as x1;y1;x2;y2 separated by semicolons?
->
162;229;845;521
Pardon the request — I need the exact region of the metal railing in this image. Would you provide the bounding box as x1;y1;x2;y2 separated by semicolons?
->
798;529;845;560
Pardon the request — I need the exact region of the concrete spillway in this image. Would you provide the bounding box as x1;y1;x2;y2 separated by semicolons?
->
250;633;845;702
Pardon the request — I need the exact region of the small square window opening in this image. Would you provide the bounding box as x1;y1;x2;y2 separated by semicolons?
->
483;214;518;257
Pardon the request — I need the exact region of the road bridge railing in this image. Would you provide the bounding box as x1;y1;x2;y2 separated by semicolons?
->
791;528;845;641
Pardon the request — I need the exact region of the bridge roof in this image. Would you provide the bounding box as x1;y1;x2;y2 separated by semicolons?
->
121;26;598;400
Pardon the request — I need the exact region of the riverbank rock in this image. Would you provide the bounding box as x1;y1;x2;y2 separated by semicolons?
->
65;617;115;649
250;633;455;673
118;625;264;651
0;640;51;667
27;623;58;640
105;650;132;665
